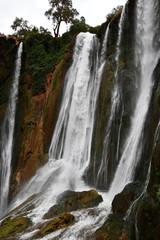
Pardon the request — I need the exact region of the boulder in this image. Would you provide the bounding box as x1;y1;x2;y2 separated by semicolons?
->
137;195;160;240
0;216;32;239
34;213;74;238
93;214;129;240
112;181;142;217
5;194;37;218
44;189;103;219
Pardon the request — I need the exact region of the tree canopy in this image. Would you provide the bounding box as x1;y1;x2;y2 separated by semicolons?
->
106;6;123;21
45;0;79;37
11;17;30;37
11;17;51;38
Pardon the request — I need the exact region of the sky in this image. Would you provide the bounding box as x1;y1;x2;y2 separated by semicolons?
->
0;0;127;36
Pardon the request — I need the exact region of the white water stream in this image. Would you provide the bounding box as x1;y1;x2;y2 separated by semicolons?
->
8;30;111;239
49;33;99;169
0;43;23;217
96;6;126;187
5;0;160;238
11;33;101;220
108;0;160;201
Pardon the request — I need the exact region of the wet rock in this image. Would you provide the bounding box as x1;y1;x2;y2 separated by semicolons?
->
112;181;142;217
93;214;129;240
5;194;36;218
34;213;74;238
0;216;32;239
137;195;160;240
44;189;103;219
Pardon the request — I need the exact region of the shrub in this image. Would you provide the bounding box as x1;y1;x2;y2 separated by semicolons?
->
24;32;71;95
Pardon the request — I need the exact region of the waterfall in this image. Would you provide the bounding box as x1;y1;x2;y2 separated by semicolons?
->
49;32;99;172
0;43;23;217
99;23;110;65
108;0;160;200
8;29;115;239
11;33;102;219
96;6;126;189
4;1;160;238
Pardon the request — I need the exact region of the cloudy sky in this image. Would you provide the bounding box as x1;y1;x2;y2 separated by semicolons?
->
0;0;127;35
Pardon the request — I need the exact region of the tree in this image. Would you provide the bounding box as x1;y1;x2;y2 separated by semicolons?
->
11;17;31;37
39;26;51;35
45;0;79;37
70;16;89;34
11;17;51;38
106;6;123;22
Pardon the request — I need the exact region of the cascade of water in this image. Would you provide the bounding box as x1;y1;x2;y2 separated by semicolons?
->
114;6;126;79
0;43;23;216
10;33;102;220
99;23;110;65
96;6;126;188
108;0;160;201
13;22;126;238
49;32;99;172
6;2;160;238
89;24;110;184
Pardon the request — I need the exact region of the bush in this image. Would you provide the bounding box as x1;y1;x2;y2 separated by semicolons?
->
24;32;71;95
70;19;89;34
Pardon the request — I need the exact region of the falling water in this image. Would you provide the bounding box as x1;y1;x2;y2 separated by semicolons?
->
7;9;126;237
49;32;99;173
4;1;160;238
89;24;110;186
0;43;23;216
10;33;101;219
99;23;110;65
96;6;126;188
8;30;112;239
108;0;160;200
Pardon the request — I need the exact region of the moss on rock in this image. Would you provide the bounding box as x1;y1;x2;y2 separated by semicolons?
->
35;213;74;238
44;189;103;219
0;216;32;238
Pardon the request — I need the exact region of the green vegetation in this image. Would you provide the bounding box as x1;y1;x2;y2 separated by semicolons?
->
44;190;103;219
23;14;92;97
11;17;51;39
106;6;123;22
0;216;32;238
45;0;79;37
11;17;31;38
24;32;72;95
0;37;17;125
40;213;74;236
70;17;89;34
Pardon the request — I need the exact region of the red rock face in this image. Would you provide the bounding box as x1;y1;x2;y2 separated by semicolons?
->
46;72;53;99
